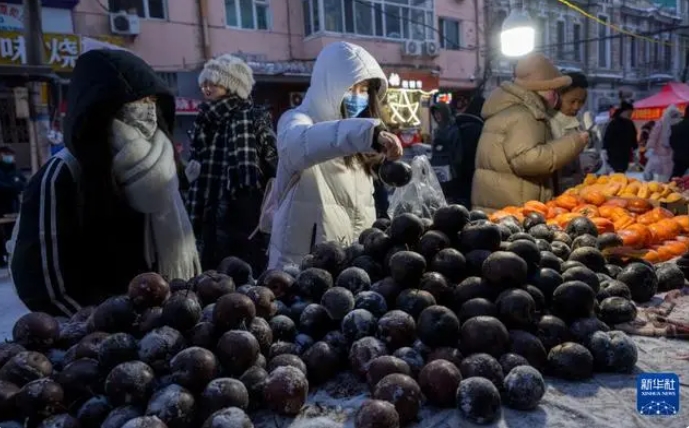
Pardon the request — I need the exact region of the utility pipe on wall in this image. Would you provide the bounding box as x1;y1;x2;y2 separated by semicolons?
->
473;0;480;78
198;0;211;61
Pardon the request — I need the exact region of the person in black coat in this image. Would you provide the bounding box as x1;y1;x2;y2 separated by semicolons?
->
0;146;26;267
11;50;200;317
670;107;689;177
454;95;485;208
0;146;26;216
603;102;637;172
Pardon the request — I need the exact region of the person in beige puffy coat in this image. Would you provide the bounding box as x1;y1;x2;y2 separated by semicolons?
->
471;53;590;213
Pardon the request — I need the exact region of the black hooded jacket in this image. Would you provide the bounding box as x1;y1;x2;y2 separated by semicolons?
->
11;50;176;317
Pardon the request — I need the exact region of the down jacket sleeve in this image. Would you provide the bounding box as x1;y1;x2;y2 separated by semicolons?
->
277;110;381;173
503;112;583;178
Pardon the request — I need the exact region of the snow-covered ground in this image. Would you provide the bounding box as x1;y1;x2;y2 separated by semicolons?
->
0;269;29;340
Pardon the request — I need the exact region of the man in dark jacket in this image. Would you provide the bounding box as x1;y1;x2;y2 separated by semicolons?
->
454;95;485;208
11;50;198;316
603;102;637;172
430;102;462;202
670;107;689;177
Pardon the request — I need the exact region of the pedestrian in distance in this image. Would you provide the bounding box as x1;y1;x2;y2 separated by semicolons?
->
603;102;637;173
0;145;26;267
670;107;689;178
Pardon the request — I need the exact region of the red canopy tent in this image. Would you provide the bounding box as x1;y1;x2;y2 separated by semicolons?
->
629;82;689;121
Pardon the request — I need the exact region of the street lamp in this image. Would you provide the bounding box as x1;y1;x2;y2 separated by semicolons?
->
500;4;535;58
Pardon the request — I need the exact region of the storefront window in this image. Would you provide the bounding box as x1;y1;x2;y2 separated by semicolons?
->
304;0;434;40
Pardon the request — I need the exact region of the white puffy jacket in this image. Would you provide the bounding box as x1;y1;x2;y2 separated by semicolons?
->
268;42;387;269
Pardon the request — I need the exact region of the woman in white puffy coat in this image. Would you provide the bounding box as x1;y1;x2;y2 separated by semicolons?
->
268;42;403;269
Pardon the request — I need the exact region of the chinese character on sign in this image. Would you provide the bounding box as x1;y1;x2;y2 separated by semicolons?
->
388;73;401;87
416;80;423;89
0;34;26;64
409;80;417;89
46;36;79;69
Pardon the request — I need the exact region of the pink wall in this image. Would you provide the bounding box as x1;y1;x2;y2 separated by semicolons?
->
72;0;483;87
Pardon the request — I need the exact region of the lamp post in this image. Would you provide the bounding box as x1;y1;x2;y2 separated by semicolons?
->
500;1;536;57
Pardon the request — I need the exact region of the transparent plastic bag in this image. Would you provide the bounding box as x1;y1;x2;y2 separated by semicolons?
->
388;155;447;219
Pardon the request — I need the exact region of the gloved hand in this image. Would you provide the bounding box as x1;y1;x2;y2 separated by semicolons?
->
185;160;201;183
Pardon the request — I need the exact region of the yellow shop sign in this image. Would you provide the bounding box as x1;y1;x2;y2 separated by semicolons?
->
0;32;124;71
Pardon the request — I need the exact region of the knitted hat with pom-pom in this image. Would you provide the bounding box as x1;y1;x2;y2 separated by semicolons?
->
198;54;255;99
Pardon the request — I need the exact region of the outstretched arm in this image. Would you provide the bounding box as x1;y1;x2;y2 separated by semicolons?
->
277;110;382;173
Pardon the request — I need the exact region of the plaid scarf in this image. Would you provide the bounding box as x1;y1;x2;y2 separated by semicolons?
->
185;95;276;234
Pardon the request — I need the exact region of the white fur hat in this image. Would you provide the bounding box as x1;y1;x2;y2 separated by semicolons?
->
198;54;255;99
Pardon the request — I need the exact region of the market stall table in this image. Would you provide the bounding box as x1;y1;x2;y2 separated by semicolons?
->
0;272;686;428
251;334;689;427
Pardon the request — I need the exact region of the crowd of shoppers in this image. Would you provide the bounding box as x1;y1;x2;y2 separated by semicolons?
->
5;44;689;314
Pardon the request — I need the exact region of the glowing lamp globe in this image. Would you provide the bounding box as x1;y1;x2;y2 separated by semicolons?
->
500;9;535;57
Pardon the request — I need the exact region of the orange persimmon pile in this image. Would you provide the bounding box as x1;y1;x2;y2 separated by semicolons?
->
489;175;689;264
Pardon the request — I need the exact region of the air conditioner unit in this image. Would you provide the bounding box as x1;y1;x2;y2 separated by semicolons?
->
402;40;422;56
110;11;140;36
424;41;440;57
289;92;305;107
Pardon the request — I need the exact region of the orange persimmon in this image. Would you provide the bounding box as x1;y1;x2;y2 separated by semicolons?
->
591;217;615;234
523;200;549;215
623;224;652;246
554;194;581;210
643;250;661;263
636;212;656;226
555;213;581;228
656;246;675;262
581;190;607;206
572;204;600;218
626;197;653;214
657;219;682;239
613;216;635;231
663;240;688;257
648;207;674;222
598;205;617;219
547;206;568;219
618;229;645;248
602;198;629;208
673;215;689;233
647;223;669;244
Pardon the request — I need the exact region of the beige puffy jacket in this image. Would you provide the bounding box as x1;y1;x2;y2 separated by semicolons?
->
471;83;584;213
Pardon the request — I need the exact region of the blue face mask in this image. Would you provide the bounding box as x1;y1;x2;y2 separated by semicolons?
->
2;155;14;164
343;93;369;118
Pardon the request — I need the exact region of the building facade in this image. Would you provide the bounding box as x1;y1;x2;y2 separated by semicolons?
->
71;0;485;144
485;0;684;115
